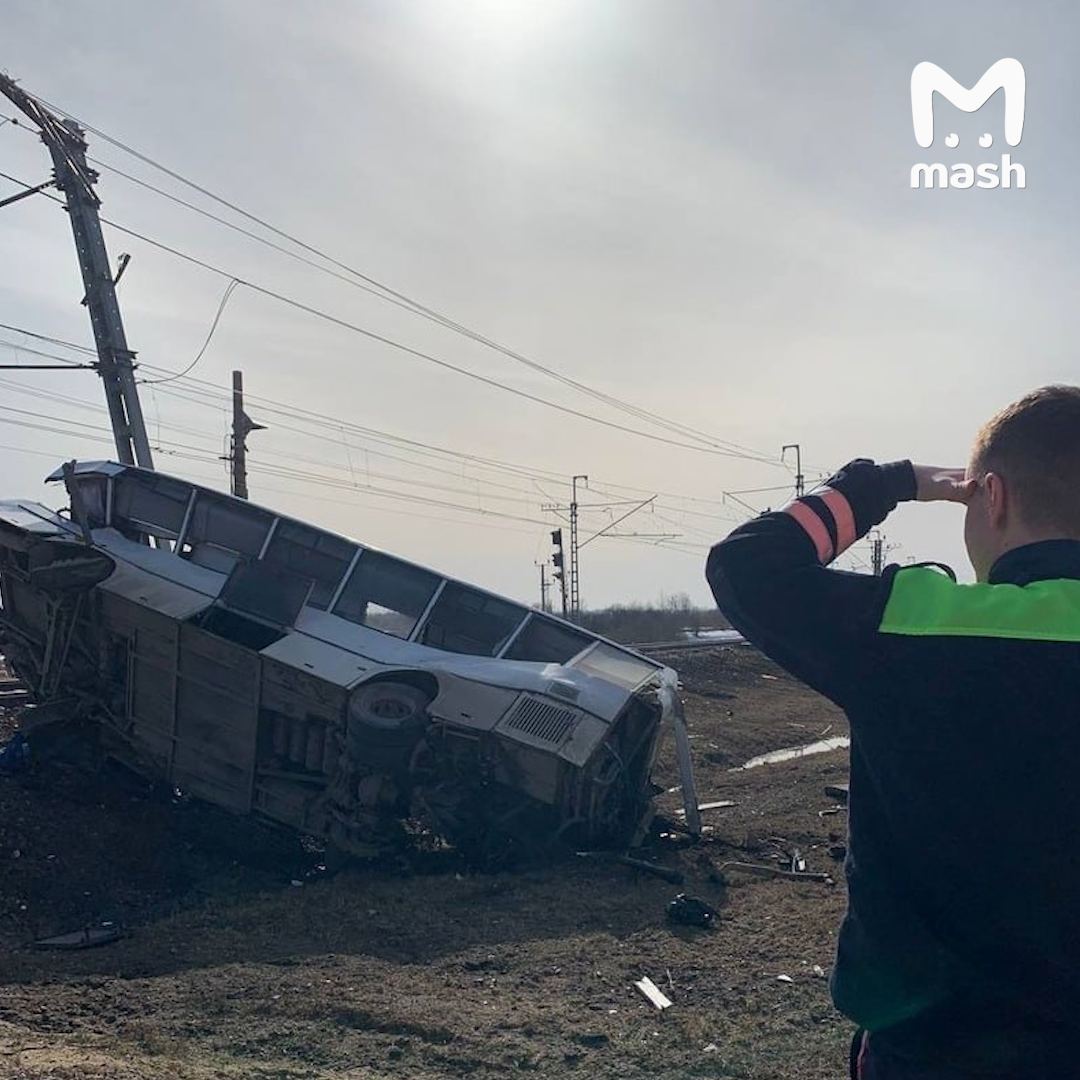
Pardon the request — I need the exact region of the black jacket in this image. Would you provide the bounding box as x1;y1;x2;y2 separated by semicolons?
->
706;459;1080;1073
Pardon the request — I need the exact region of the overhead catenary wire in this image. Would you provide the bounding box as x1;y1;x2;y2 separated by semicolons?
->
0;391;746;549
1;139;778;466
0;409;552;529
2;95;827;518
1;100;793;583
2;97;779;462
0;380;564;511
0;322;97;354
2;159;794;501
0;338;96;368
0;317;756;530
140;277;240;385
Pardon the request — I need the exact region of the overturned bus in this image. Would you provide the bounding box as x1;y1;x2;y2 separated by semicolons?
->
0;461;684;861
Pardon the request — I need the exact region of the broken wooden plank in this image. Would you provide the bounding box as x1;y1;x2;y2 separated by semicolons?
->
634;975;673;1011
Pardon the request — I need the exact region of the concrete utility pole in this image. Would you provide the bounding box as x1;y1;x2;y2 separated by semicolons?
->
782;443;804;497
0;74;154;469
227;370;266;500
569;474;588;617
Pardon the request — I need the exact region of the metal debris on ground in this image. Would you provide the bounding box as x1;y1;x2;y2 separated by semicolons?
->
675;799;735;817
667;893;719;928
633;975;673;1011
33;924;122;950
713;861;831;884
736;736;850;770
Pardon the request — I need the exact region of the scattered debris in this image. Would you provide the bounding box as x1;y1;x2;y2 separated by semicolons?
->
761;674;778;680
736;736;850;770
33;924;122;950
633;975;673;1011
818;806;845;817
675;799;735;818
576;851;685;884
811;964;827;979
703;1042;719;1053
790;849;807;874
776;974;794;984
667;893;719;928
616;855;684;885
659;671;702;837
714;861;830;884
824;782;850;803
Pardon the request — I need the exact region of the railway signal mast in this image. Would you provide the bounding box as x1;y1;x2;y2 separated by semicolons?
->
0;74;154;469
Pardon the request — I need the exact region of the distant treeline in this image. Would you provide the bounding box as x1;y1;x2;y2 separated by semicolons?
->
572;593;729;644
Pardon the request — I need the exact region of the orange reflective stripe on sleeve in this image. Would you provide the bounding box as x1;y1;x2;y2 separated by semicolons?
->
819;487;858;556
785;500;834;563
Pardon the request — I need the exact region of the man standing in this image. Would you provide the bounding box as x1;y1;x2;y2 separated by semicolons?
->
707;386;1080;1078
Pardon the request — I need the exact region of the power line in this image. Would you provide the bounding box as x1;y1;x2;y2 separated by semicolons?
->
0;408;553;529
141;277;240;385
2;97;778;461
105;213;768;458
1;165;801;515
0;316;756;531
4;165;745;456
0;338;95;368
0;322;97;354
0;379;558;509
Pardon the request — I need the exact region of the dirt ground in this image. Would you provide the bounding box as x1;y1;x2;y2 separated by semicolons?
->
0;646;854;1080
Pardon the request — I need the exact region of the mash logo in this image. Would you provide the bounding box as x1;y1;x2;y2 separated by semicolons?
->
910;59;1026;190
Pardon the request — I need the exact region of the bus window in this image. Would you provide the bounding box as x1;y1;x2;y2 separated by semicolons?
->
181;491;273;572
416;582;527;656
504;615;593;664
571;642;660;690
261;520;356;610
112;471;191;543
333;550;439;638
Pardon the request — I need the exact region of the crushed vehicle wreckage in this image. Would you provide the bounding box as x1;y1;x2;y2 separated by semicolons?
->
0;461;692;863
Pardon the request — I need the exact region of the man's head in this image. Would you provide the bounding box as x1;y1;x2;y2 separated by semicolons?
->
965;385;1080;581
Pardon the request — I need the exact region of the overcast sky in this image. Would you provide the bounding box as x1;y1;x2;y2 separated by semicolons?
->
2;1;1076;609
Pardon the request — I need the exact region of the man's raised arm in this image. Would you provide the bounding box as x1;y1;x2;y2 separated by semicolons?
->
706;459;921;703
